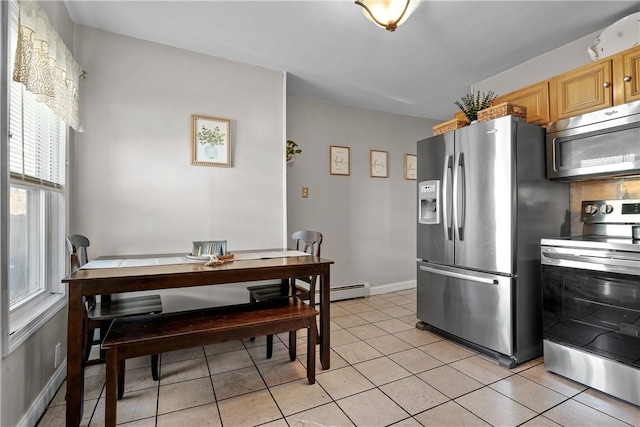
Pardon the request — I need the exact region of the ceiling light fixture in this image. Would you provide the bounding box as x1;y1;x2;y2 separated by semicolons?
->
355;0;418;32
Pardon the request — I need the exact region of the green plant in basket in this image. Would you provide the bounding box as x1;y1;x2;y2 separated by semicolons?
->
454;90;497;122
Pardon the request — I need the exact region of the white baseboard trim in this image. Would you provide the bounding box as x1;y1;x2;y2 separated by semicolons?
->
17;360;66;427
370;280;416;296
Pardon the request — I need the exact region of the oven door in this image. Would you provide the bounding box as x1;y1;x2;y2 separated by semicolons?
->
541;246;640;367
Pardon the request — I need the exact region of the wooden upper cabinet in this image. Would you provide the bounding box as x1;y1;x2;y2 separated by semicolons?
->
493;81;549;125
551;60;613;121
549;46;640;121
443;47;640;126
613;46;640;104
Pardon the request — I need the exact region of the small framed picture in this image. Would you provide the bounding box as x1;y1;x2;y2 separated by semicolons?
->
330;145;350;175
405;154;417;180
370;150;388;178
191;114;231;167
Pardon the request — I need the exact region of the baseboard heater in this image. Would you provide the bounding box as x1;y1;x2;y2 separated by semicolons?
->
297;282;370;302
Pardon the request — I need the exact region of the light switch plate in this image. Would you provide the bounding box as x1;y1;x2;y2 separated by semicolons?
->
302;187;309;198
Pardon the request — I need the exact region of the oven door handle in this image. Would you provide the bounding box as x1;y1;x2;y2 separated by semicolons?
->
541;247;640;272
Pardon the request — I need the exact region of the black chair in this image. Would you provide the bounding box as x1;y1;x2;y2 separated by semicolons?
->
66;235;163;385
247;230;323;358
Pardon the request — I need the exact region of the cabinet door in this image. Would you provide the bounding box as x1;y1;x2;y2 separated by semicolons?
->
551;60;613;121
494;81;549;125
616;46;640;104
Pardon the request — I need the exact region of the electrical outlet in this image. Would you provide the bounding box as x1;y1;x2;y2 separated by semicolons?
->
302;187;309;198
54;343;61;368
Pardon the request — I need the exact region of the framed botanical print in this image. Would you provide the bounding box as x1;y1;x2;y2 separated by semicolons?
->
370;150;388;178
330;145;350;175
191;114;231;167
405;154;417;180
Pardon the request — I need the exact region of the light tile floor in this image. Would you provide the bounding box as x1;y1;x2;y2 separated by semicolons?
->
38;289;640;427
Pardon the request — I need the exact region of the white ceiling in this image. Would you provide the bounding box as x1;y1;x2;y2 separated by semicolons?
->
63;1;640;120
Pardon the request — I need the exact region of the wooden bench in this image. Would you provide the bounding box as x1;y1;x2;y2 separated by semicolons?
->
101;297;318;427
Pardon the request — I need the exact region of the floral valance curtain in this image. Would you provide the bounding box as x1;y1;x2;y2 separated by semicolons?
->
12;0;82;131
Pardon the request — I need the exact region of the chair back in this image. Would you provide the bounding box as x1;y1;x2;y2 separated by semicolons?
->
292;231;322;257
69;252;81;274
68;234;90;266
68;249;92;364
66;236;82;273
66;234;96;310
291;231;322;305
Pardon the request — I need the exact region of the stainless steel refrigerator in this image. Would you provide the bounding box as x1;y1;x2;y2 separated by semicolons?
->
416;115;569;368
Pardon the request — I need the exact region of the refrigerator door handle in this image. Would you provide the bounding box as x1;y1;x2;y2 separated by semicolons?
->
452;152;465;240
442;155;452;240
459;152;465;240
419;264;499;285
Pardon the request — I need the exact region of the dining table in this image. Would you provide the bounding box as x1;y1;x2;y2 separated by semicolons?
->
63;249;333;427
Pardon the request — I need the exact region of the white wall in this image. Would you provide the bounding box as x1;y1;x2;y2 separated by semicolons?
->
474;32;598;97
73;26;285;255
286;96;437;291
1;313;67;427
71;27;285;310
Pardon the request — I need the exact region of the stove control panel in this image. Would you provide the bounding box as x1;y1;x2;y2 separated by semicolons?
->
581;199;640;223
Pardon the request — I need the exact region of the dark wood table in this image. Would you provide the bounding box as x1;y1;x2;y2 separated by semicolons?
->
63;251;333;427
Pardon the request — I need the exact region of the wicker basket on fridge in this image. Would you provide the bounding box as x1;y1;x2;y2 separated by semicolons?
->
432;118;469;135
477;102;527;122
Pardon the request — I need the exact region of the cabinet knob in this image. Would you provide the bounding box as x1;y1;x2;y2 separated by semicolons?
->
623;76;632;83
603;81;611;88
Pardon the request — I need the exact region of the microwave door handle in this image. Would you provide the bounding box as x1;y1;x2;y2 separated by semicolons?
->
551;137;558;172
442;155;452;240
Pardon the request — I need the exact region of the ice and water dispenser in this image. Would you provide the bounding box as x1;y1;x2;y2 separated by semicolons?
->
418;180;440;224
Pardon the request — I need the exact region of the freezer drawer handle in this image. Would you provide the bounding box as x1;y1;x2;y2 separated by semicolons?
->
420;265;498;285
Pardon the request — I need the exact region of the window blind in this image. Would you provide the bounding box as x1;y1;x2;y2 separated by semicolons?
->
8;0;65;191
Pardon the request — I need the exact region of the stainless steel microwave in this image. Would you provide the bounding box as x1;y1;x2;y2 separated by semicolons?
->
546;100;640;181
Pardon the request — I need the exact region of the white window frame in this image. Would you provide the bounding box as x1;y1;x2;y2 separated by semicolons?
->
1;0;67;356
